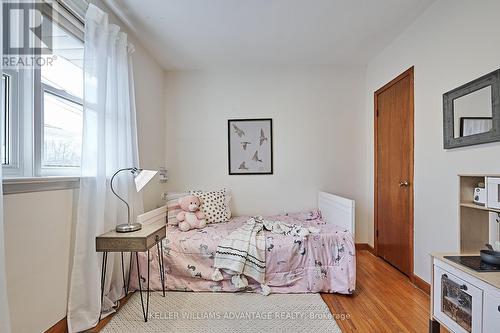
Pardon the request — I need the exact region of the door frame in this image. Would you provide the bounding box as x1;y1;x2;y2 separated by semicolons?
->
374;67;414;278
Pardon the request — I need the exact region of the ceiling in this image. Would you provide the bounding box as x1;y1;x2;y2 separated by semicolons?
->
105;0;435;70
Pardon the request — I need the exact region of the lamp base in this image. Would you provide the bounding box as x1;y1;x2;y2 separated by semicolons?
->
116;223;142;233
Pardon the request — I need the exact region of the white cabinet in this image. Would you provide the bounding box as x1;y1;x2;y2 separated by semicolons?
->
486;177;500;210
433;265;482;332
483;292;500;333
431;256;500;333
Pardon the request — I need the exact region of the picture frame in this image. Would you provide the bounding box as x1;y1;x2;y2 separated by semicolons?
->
228;118;273;175
443;68;500;149
459;117;493;137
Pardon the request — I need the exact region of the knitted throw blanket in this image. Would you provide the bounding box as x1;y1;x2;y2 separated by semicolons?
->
212;216;266;291
211;216;319;295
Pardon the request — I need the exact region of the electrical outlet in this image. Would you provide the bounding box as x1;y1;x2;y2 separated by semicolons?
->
158;167;168;183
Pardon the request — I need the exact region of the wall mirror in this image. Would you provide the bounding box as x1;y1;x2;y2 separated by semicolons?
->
443;69;500;149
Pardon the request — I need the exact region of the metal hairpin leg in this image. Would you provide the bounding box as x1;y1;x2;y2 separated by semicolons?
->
156;237;166;297
99;252;108;322
127;252;133;294
100;246;160;323
135;251;150;322
147;250;150;319
120;252;128;295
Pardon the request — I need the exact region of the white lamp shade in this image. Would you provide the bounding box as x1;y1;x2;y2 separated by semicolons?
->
134;169;158;192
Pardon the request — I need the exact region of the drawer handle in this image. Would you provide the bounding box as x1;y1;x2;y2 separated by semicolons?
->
498;305;500;312
441;274;467;291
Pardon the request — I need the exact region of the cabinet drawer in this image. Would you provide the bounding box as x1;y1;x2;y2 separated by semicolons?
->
433;265;483;333
483;292;500;333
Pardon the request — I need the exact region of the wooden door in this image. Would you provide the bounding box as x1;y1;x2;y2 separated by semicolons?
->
375;68;414;276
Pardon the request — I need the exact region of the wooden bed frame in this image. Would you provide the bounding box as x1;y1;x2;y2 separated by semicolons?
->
140;191;355;235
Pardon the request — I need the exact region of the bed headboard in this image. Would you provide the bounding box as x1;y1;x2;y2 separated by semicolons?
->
137;205;167;226
318;191;355;234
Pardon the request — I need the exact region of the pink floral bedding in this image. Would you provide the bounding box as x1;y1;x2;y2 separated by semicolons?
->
129;210;356;294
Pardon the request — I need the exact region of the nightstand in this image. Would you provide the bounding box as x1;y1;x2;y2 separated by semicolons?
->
96;219;166;322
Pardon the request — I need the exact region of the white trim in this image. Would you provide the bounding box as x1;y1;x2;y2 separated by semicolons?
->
318;191;355;235
2;62;34;178
137;205;167;225
33;66;42;176
55;0;88;26
1;70;19;174
44;0;86;41
37;83;83;176
2;176;79;194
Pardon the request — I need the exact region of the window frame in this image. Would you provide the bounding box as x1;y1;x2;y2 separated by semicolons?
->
1;69;21;178
1;73;11;165
1;1;85;180
36;81;83;176
34;8;84;177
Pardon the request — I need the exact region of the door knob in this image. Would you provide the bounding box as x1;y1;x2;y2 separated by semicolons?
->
399;181;409;187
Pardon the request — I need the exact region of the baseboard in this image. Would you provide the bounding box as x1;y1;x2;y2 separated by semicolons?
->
411;273;430;295
44;317;68;333
355;243;375;254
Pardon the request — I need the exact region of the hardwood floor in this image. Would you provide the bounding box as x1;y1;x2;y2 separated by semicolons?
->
322;250;446;333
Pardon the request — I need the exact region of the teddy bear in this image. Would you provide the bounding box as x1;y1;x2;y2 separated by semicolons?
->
176;195;207;231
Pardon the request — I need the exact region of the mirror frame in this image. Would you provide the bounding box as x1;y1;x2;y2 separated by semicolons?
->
443;69;500;149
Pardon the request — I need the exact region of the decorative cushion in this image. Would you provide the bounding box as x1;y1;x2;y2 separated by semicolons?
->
165;192;189;225
189;188;231;224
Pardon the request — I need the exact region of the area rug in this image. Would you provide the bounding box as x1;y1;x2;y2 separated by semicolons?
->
100;292;342;333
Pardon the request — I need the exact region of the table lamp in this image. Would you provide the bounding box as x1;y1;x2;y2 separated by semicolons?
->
111;167;158;232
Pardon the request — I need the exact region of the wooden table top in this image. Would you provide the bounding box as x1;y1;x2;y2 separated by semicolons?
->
96;220;166;252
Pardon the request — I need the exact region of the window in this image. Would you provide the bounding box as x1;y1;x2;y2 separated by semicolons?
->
1;73;10;165
39;17;84;174
0;69;18;173
42;88;83;168
1;3;84;178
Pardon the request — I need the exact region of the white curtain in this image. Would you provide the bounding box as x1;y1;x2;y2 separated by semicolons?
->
0;0;12;331
67;4;143;332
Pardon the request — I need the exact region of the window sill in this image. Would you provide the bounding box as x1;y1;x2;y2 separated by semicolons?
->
2;176;80;195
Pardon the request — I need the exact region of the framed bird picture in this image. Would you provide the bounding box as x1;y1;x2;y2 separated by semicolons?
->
228;118;273;175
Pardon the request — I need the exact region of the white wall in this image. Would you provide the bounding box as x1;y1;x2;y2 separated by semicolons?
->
4;190;76;333
365;0;500;282
164;66;370;242
129;27;168;211
3;2;167;332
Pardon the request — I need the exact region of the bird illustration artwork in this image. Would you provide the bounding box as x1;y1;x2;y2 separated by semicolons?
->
233;124;245;137
259;128;268;146
252;150;263;163
238;161;249;170
241;141;251;150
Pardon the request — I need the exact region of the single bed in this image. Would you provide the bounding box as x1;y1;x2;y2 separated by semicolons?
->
129;191;356;294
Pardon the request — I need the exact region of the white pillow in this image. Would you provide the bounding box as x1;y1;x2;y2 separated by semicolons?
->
190;188;232;224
